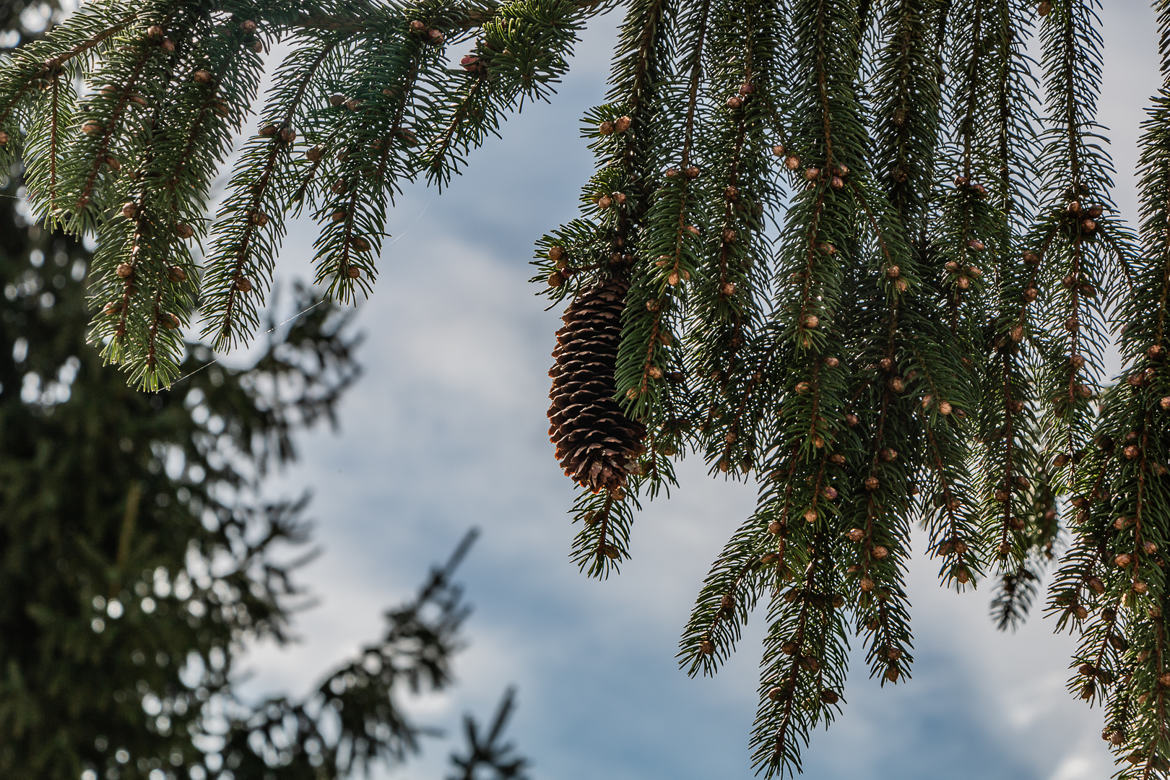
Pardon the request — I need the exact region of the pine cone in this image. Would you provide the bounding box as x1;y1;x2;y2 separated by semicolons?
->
548;277;646;492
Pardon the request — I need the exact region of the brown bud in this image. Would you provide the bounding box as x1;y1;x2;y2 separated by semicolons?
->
768;520;782;535
1086;577;1106;595
803;508;818;524
968;238;985;251
722;228;737;244
547;271;564;288
193;69;212;84
888;377;905;393
1115;553;1133;568
234;276;252;293
804;166;820;181
329;93;345;106
0;130;8;146
829;453;846;466
847;528;865;542
81;120;103;136
794;381;811;395
880;447;898;462
428;28;445;44
249;211;268;227
344;98;362;112
250;40;263;53
864;475;880;492
598;120;614;135
162;312;181;330
684;165;700;179
845;413;859;427
830;175;844;189
698;639;715;655
167;265;187;283
872;545;889;560
598;195;612;209
614;116;632;133
351;236;371;252
938;400;953;415
1023;250;1040;265
860;577;875;592
1124;444;1140;460
1082;218;1097;232
120;202;138;219
259;124;277;137
1144;541;1159;555
1133;581;1149;594
726;95;743;109
115;262;133;279
785;155;801;170
804;314;819;329
240;19;258;33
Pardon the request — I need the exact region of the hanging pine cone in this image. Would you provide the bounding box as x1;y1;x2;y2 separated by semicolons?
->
548;276;646;492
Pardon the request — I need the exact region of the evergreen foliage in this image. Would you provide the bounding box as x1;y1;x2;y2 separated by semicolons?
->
10;0;1170;775
1;10;529;774
0;171;528;776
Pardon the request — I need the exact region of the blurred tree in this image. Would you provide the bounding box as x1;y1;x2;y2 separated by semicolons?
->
0;5;527;778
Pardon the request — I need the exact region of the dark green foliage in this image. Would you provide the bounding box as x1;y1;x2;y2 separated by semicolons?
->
0;4;525;760
0;0;606;388
446;687;530;780
14;0;1170;777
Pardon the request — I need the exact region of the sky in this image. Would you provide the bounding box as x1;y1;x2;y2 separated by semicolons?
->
234;4;1162;779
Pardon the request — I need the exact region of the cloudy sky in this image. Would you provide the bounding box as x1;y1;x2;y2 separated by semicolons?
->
235;4;1160;779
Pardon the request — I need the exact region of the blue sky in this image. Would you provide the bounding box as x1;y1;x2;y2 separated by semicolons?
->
236;4;1160;779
